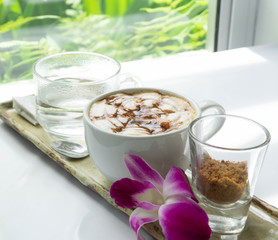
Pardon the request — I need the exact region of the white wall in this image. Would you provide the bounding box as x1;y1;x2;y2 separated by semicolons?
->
254;0;278;45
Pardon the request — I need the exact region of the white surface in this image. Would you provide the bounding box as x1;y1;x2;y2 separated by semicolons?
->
0;125;140;240
1;44;278;239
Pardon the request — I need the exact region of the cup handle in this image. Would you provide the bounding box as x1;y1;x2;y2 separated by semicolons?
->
198;100;226;141
118;73;142;89
198;100;225;116
186;100;226;171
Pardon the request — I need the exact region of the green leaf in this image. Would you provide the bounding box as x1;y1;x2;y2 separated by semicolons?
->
125;0;151;15
0;15;59;33
141;6;170;13
83;0;102;14
8;0;22;15
153;0;172;4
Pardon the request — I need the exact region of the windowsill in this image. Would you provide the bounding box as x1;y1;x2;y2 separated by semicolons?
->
121;45;273;84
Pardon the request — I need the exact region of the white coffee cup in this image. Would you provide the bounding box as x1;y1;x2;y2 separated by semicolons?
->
83;87;225;182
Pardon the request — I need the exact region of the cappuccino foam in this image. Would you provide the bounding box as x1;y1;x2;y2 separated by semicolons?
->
89;91;197;136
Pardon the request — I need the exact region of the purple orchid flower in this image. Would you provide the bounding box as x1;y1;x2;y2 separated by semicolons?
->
110;154;211;240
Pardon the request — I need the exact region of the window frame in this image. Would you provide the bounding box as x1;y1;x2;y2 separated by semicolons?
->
207;0;259;52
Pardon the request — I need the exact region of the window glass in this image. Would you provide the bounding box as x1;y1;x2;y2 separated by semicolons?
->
0;0;209;83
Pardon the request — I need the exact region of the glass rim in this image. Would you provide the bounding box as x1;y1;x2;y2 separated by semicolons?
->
32;51;121;85
189;114;271;151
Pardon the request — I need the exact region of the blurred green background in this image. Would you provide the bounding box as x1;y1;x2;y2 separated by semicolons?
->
0;0;208;83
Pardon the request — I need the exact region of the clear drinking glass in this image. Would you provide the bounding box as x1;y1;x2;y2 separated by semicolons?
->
33;52;140;144
189;114;271;234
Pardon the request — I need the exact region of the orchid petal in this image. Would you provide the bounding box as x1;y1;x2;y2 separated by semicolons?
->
159;199;211;240
124;154;164;190
163;166;198;202
110;178;163;210
130;207;159;240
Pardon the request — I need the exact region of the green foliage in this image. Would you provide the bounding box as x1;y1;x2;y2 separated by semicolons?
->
81;0;135;16
0;0;208;83
0;40;55;83
0;15;59;34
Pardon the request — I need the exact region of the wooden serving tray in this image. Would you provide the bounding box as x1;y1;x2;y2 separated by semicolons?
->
1;100;278;240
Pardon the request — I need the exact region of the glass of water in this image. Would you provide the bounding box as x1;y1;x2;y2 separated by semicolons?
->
33;51;140;144
188;114;271;234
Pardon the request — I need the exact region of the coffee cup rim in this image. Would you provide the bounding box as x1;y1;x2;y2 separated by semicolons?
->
83;87;201;139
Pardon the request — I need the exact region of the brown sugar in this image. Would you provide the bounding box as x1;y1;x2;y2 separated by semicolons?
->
197;153;248;204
